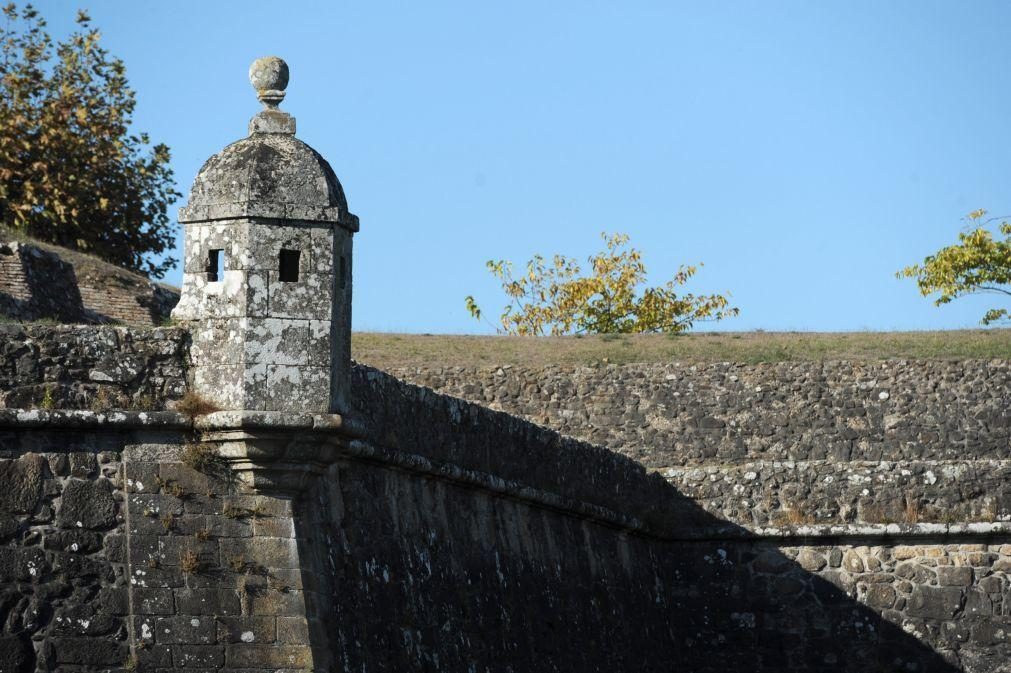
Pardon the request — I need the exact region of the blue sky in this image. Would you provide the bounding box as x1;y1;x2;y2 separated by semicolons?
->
33;0;1011;333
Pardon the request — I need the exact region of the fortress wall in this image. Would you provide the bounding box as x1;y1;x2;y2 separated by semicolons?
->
0;325;187;410
1;329;1011;670
389;361;1011;467
391;361;1011;529
323;367;1011;672
0;414;325;673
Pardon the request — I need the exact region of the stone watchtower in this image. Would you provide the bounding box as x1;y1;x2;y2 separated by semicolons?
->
172;56;358;414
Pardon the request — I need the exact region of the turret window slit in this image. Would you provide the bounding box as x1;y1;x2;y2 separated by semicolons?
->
206;249;223;282
279;249;300;282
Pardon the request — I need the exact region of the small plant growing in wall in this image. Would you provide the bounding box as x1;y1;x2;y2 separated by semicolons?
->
180;549;201;575
160;513;175;532
88;386;125;412
39;386;55;410
131;392;159;411
174;392;221;418
903;494;921;525
195;528;211;542
249;502;271;519
166;480;187;499
181;442;233;485
181;442;218;472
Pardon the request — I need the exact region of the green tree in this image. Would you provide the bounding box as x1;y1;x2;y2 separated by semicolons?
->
898;209;1011;325
466;232;739;335
0;3;179;278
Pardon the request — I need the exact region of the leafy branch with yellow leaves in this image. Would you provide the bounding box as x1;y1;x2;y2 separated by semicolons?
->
465;232;739;336
0;3;179;278
898;209;1011;325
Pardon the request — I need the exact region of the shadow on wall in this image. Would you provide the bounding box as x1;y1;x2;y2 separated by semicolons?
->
291;366;967;673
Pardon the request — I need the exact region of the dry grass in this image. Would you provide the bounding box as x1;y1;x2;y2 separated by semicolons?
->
903;495;921;524
351;329;1011;370
179;549;201;575
181;442;218;473
770;507;816;527
174;392;220;418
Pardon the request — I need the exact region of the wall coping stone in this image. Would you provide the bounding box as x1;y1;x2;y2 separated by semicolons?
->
0;408;365;435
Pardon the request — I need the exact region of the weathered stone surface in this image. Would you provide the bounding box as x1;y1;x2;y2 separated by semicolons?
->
57;478;116;529
180;133;349;226
937;565;974;586
391;360;1011;467
0;454;45;513
0;325;186;410
906;586;965;620
0;635;32;673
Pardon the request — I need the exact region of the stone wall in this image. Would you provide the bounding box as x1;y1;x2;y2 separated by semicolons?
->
0;325;187;411
325;366;1011;672
1;329;1011;670
0;412;326;672
390;361;1011;530
389;361;1011;466
0;238;178;326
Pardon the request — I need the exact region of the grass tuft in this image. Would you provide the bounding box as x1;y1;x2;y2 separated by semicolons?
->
174;392;220;418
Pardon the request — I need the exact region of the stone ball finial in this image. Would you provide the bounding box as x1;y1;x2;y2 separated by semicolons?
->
249;56;289;108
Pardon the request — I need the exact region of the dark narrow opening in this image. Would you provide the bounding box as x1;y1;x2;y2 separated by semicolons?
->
340;255;347;290
279;249;300;282
206;249;223;282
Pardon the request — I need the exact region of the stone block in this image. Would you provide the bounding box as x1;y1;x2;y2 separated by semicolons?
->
247;589;307;616
172;644;225;668
252;515;295;538
937;565;974;586
57;478;116;529
307;319;332;367
246;270;270;316
52;637;126;666
219;537;300;569
129;493;184;519
175;271;247;320
795;549;826;572
225;643;312;669
264;365;329;412
125;462;160;494
188;319;244;366
267;271;332;320
134;588;175;615
191;364;251;410
862;584;896;609
216;616;276;644
182;223;248;274
0;454;46;514
155;615;216;645
174;589;241;616
43;529;103;554
243;318;309;365
309;227;335;273
905;586;965;620
276;616;311;644
136;643;173;669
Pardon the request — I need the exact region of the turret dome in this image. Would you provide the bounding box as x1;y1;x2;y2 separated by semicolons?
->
177;56;358;230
